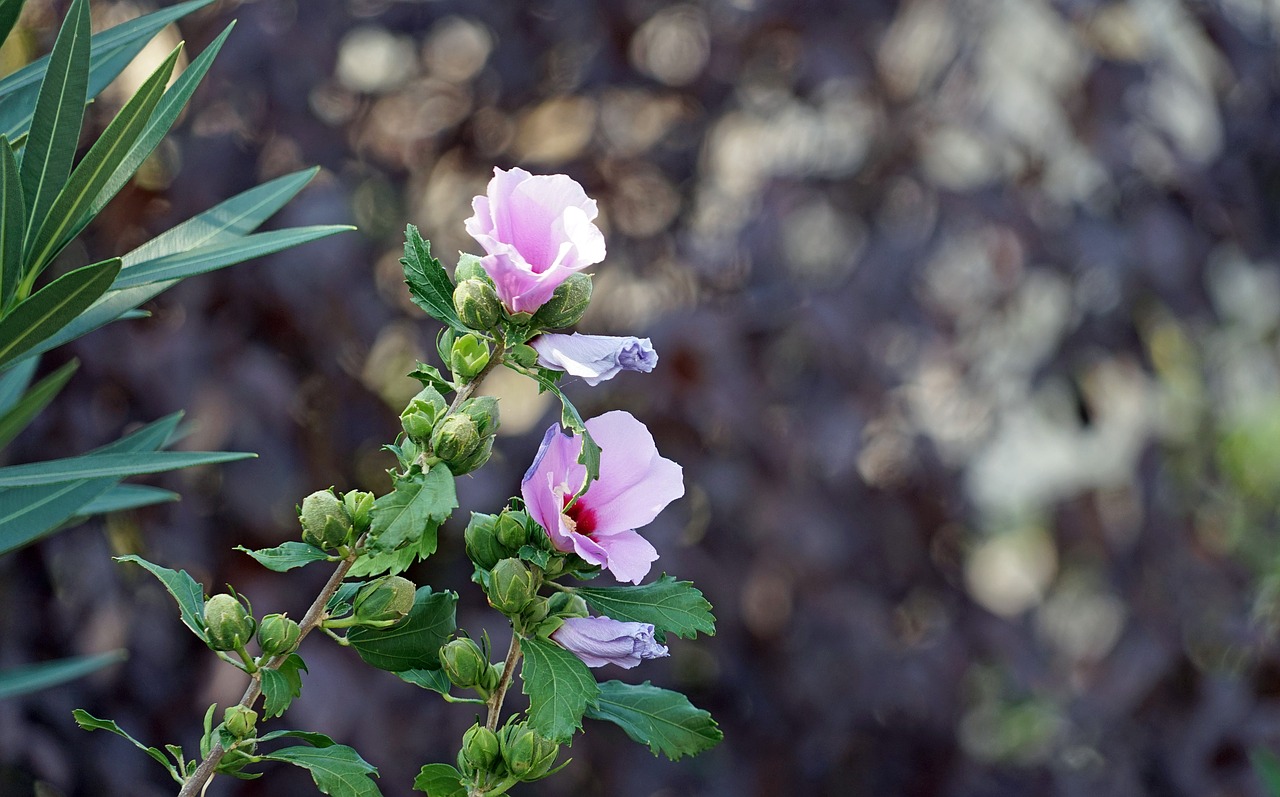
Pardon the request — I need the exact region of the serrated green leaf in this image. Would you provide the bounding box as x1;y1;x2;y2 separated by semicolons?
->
237;541;331;572
523;367;600;491
585;681;721;760
347;530;433;578
260;655;307;719
0;650;124;699
73;709;181;782
73;483;177;516
0;258;119;370
18;0;88;260
0;357;75;448
0;0;26;52
413;763;466;797
368;463;456;553
0;135;24;309
259;744;381;797
255;729;336;747
520;635;600;743
573;575;715;642
24;44;182;276
516;544;553;570
396;668;451;695
347;587;457;672
401;224;465;331
113;554;207;643
407;361;454;394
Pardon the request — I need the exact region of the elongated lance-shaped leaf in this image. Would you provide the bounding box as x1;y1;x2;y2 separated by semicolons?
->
0;449;252;487
74;483;178;516
0;257;119;370
25;45;182;276
19;0;89;262
0;0;26;54
0;136;23;309
0;651;124;700
0;0;216;142
0;357;76;448
0;353;34;411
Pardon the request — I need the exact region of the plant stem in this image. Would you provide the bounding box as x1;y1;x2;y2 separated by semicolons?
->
485;633;522;733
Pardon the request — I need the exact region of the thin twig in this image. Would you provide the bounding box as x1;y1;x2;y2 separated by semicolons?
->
485;633;522;733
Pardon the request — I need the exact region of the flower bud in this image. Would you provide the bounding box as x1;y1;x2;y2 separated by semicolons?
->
217;743;257;775
451;333;491;381
223;706;258;740
501;724;560;780
455;254;492;285
522;597;550;625
454;279;503;331
446;435;493;476
532;272;591;329
460;396;499;438
488;558;537;615
462;724;502;771
440;637;488;689
299;489;353;550
495;511;530;549
353;576;415;625
464;512;509;570
546;592;590;619
257;613;302;656
343;490;375;533
204;594;256;652
431;413;480;462
400;387;447;444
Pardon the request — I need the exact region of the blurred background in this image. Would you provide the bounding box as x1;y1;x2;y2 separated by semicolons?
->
4;0;1280;794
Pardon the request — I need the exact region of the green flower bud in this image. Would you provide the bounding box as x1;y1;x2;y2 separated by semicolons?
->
451;333;491;381
440;637;488;689
462;724;502;771
460;396;500;438
400;387;447;444
299;489;353;550
464;512;509;570
532;273;592;329
495;511;530;549
353;576;415;625
217;742;257;775
522;597;550;625
454;279;503;331
501;724;560;780
455;253;492;284
343;490;375;533
257;613;302;656
546;592;590;619
488;558;537;615
204;594;256;652
223;706;258;740
431;413;480;462
446;434;493;476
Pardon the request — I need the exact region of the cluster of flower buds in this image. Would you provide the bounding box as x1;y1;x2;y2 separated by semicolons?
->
298;488;373;551
463;509;537;571
399;386;499;475
439;637;501;693
457;720;561;784
204;592;304;661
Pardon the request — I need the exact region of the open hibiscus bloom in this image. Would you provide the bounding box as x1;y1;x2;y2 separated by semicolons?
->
464;166;606;314
521;410;683;584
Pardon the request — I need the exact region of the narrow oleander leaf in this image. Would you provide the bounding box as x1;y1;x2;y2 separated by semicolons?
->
412;763;466;797
0;651;124;699
0;0;26;51
396;668;451;696
0;354;34;411
347;587;457;672
72;709;180;781
113;554;207;643
73;483;178;516
0;449;251;486
19;0;89;258
573;575;716;642
368;463;456;553
260;655;307;719
401;224;466;332
585;681;722;761
520;635;600;743
25;45;182;275
0;135;24;309
236;541;331;572
259;744;381;797
1254;749;1280;797
0;258;119;370
0;357;75;448
526;368;601;489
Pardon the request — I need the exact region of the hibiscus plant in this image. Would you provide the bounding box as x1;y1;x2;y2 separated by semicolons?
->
80;167;721;796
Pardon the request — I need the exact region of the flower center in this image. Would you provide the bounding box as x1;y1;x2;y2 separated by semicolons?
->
562;493;597;538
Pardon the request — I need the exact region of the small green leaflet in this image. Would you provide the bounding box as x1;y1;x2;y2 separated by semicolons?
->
573;575;716;642
261;654;307;719
237;541;331;572
326;581;364;617
517;544;553;571
347;587;457;672
1255;749;1280;797
0;650;124;699
73;709;183;784
522;367;601;492
368;463;456;553
407;361;454;394
401;224;466;332
347;529;435;578
396;668;451;696
259;744;382;797
413;763;467;797
113;554;207;643
520;636;600;743
585;681;722;761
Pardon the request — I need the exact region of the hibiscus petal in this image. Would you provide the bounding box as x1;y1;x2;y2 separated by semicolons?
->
580;411;684;535
595;527;660;585
532;334;657;386
520;424;586;536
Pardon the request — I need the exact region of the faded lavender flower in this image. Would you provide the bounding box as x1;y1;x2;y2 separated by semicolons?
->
531;333;658;386
551;616;669;668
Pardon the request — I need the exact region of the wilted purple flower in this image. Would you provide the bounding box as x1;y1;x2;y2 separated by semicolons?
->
521;410;683;584
551;616;669;668
464;167;606;314
531;333;658;386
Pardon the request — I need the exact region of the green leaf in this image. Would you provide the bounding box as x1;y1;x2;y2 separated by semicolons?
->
260;654;307;719
573;575;716;642
0;135;24;309
1256;750;1280;797
368;463;456;553
347;587;457;672
413;763;466;797
255;729;337;747
524;367;600;491
73;709;181;783
74;483;177;516
326;581;364;617
347;530;433;578
0;449;252;487
237;541;331;572
401;224;465;331
519;636;600;743
259;744;381;797
585;681;722;761
0;0;26;52
0;357;75;448
113;554;207;643
0;650;124;699
0;257;120;370
407;361;454;394
396;668;452;696
516;544;553;571
19;0;88;259
0;353;34;411
24;44;182;275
